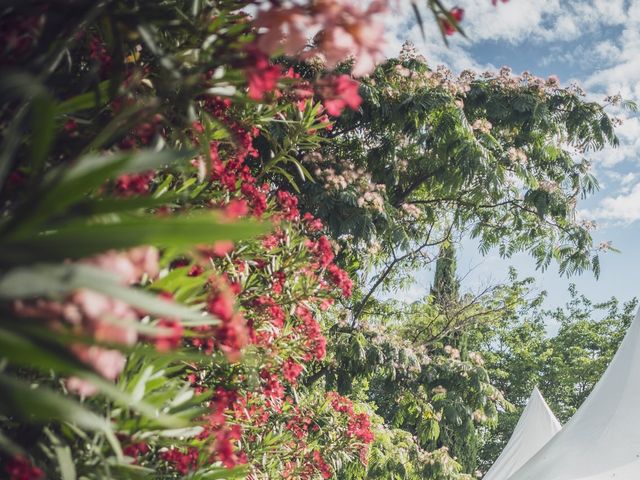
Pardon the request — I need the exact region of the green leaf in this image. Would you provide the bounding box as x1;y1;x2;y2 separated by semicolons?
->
84;99;157;152
0;324;91;375
44;428;77;480
2;212;269;263
78;195;179;215
55;81;112;115
29;94;56;174
8;149;193;236
0;322;197;429
190;465;249;479
411;2;426;40
0;373;121;456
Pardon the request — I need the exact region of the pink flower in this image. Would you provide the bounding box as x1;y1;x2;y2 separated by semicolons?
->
347;413;374;443
303;212;324;232
254;295;286;329
127;246;161;281
115;171;155;196
312;450;333;479
215;425;247;468
64;119;78;137
306;235;335;267
82;247;160;284
271;270;286;295
161;447;199;475
208;291;235;323
276;190;300;220
76;346;127;380
4;456;44;480
254;6;311;56
311;0;387;76
261;370;285;399
14;250;154;397
283;358;304;384
317;74;362;116
89;35;112;76
121;438;150;462
191;120;205;134
188;264;205;276
211;240;235;258
441;7;464;36
224;199;249;219
245;47;282;100
155;319;184;352
327;264;353;297
253;0;387;77
67;346;127;397
69;289;138;344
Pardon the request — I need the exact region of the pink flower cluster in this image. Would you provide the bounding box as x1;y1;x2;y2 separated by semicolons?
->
239;51;363;121
14;247;160;397
440;7;464;36
327;392;373;460
198;98;270;218
4;456;44;480
316;75;362;116
0;10;45;66
254;0;388;76
161;387;249;473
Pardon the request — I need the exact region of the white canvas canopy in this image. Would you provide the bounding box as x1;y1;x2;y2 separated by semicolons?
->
483;387;561;480
508;307;640;480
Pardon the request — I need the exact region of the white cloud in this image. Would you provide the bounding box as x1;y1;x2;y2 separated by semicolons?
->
620;172;637;188
588;111;640;168
582;182;640;223
383;0;631;73
583;2;640;100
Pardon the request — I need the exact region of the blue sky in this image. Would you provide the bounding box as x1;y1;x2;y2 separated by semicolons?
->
382;0;640;313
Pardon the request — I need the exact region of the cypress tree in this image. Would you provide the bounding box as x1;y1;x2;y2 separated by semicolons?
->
430;242;460;306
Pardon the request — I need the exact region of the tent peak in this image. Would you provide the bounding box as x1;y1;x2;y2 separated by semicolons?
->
482;387;561;480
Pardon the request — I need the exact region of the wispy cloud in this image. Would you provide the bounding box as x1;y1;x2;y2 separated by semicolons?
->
582;182;640;223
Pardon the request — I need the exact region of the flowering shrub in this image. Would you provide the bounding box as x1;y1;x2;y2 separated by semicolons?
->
0;0;376;478
0;1;622;479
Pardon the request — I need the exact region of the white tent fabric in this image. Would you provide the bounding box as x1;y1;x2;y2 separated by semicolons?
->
507;307;640;480
483;387;561;480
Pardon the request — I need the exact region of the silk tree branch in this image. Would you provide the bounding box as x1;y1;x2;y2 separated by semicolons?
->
351;222;456;325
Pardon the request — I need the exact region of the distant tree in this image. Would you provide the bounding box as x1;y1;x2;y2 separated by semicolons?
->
431;242;461;306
